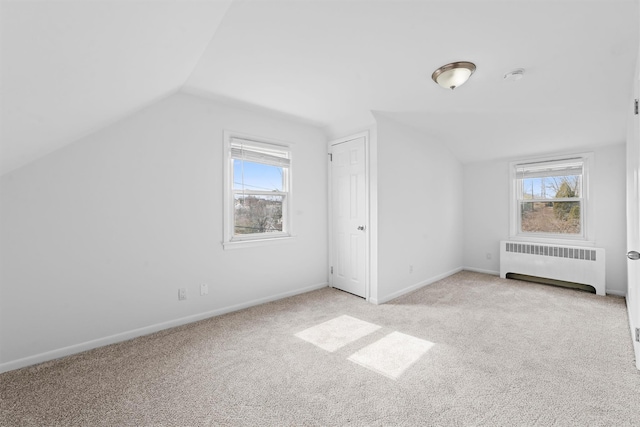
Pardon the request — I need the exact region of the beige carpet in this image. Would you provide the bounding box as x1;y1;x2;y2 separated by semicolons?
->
1;271;639;426
294;314;382;352
347;331;435;380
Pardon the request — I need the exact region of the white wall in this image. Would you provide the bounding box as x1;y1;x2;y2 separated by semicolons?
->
463;143;628;295
373;114;464;303
0;92;328;370
461;160;510;275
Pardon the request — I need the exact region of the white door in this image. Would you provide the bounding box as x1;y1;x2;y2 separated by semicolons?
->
330;137;367;298
628;63;640;370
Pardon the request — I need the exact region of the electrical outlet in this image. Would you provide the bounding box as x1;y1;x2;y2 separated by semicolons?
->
409;265;414;274
178;288;187;301
200;284;209;296
486;253;492;260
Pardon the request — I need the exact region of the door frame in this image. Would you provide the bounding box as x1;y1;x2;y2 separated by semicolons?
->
328;131;371;301
628;52;640;371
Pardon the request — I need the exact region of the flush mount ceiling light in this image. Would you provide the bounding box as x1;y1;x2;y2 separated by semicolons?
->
431;61;476;90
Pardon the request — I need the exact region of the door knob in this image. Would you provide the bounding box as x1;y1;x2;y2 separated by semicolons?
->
357;225;366;231
628;251;640;260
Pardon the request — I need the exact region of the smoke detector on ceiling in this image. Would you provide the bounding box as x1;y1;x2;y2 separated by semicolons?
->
504;68;525;82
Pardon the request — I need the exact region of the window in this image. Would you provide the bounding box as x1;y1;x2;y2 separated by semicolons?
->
223;132;292;247
510;154;592;241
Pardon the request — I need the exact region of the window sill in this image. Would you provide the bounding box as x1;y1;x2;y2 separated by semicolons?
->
223;235;296;250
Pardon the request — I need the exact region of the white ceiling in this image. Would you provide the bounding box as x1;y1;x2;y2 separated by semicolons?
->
1;0;638;174
1;0;233;174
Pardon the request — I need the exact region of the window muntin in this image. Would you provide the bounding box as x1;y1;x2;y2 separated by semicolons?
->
513;157;587;239
226;136;291;243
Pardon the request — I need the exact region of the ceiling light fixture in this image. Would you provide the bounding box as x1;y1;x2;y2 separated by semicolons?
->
431;61;476;90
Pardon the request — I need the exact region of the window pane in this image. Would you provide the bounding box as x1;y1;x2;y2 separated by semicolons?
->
234;194;284;235
520;201;581;234
520;175;581;200
233;160;284;191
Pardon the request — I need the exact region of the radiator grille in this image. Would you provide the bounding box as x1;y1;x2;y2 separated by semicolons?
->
505;242;596;261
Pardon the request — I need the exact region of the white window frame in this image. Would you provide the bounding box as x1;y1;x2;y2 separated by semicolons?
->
223;131;294;249
509;152;594;244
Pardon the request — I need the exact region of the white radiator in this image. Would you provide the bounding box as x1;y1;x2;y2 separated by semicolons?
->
499;240;606;296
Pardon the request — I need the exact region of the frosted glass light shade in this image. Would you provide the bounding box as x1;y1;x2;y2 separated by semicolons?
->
432;62;476;90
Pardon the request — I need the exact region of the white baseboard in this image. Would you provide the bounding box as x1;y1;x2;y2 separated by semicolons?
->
462;267;500;276
371;267;463;305
0;282;328;374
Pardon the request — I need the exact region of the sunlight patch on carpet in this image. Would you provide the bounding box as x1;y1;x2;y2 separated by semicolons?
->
347;331;434;379
294;315;381;352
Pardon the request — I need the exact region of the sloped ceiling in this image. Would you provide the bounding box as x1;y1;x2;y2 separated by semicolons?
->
1;0;638;174
0;0;233;174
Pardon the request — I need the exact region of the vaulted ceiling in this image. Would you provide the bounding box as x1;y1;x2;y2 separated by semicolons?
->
1;0;638;175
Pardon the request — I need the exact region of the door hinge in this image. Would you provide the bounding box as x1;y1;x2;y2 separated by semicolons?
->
636;328;640;342
330;266;333;274
635;99;638;115
328;153;333;162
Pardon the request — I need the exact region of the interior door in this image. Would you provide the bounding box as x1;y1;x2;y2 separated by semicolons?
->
627;54;640;370
330;137;367;298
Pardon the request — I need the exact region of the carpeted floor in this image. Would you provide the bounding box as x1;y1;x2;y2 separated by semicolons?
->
1;271;639;426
